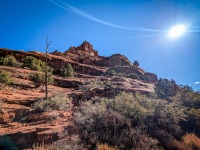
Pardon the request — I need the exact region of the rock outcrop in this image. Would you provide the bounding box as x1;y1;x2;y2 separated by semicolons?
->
133;61;139;67
144;72;158;83
0;41;157;82
0;110;15;124
66;41;98;57
102;54;133;67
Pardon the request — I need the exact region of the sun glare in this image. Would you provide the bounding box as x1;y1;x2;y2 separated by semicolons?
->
168;24;186;38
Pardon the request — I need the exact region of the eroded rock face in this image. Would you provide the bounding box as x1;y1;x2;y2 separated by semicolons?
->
76;41;98;56
103;54;133;67
0;41;157;82
66;41;98;57
53;78;83;88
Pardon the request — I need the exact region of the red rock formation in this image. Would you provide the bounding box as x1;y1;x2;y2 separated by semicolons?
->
144;72;158;83
66;41;98;56
102;54;133;67
50;50;63;56
0;41;157;82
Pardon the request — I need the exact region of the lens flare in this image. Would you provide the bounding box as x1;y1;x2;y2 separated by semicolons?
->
168;24;186;38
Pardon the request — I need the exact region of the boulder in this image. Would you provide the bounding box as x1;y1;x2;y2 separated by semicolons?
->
0;110;15;124
102;54;133;67
133;61;139;66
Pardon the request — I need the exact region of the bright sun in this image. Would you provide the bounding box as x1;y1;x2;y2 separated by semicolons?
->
168;24;186;38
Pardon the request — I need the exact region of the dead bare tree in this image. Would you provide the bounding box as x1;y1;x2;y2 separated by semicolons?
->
45;36;51;100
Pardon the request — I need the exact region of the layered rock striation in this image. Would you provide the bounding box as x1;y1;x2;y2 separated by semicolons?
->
0;41;157;82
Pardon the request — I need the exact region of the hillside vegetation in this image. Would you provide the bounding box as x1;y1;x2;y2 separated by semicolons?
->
0;41;200;150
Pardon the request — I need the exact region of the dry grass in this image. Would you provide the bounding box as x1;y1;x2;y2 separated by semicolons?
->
32;142;47;150
171;133;200;150
97;143;118;150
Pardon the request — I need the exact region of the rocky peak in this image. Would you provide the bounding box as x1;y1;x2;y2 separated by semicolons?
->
66;41;98;56
77;41;93;52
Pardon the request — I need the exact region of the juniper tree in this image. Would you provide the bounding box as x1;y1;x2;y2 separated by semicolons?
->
60;63;74;77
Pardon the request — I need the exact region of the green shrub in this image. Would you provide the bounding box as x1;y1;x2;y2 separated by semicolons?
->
171;87;200;136
79;79;106;92
60;63;74;77
105;68;144;81
29;72;45;88
106;69;123;77
75;92;186;149
184;108;200;136
2;55;17;67
154;78;179;100
0;69;12;84
128;73;140;80
32;92;71;112
29;72;53;88
24;56;37;68
24;56;48;71
0;57;4;65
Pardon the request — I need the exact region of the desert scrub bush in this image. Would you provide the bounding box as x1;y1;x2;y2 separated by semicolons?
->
154;78;179;100
2;55;17;66
23;56;46;71
49;141;83;150
29;72;53;88
171;87;200;136
105;68;144;81
0;69;12;84
46;111;60;120
147;100;186;140
79;79;107;92
184;108;200;136
76;92;186;149
106;69;122;77
75;99;161;150
32;92;71;112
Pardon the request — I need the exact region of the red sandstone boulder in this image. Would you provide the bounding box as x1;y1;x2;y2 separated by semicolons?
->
0;110;15;123
103;54;133;67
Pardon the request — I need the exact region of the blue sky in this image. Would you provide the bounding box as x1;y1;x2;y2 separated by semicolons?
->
0;0;200;90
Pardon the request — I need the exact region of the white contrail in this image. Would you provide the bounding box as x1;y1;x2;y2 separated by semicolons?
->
48;0;165;32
